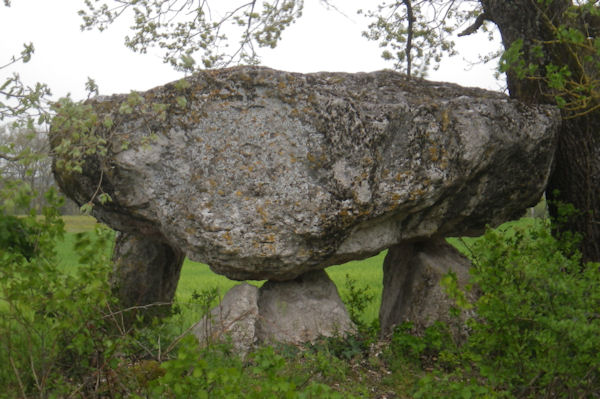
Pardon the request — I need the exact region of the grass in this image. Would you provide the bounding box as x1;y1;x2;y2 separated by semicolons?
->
57;216;387;324
62;214;100;233
12;213;571;398
56;215;542;327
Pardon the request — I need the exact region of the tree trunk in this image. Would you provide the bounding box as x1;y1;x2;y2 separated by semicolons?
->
481;0;600;263
547;113;600;263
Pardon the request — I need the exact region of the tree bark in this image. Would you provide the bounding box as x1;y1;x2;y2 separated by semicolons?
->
480;0;600;263
547;114;600;263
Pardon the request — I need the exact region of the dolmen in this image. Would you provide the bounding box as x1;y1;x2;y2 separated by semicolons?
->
51;66;559;349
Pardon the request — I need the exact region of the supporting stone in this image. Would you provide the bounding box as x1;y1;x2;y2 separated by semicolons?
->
192;283;259;354
256;269;355;345
192;270;355;352
379;239;473;341
111;231;185;319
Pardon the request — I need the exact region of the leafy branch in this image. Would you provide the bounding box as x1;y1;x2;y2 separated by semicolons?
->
496;1;600;117
79;0;304;71
360;0;472;77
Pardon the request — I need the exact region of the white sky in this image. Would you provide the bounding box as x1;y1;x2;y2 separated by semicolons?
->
0;0;503;102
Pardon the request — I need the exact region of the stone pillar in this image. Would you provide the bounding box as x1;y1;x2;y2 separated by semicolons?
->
379;239;473;340
256;269;355;344
110;231;184;319
192;269;356;353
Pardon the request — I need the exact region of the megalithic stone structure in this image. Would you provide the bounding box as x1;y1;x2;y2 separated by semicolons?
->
50;66;559;339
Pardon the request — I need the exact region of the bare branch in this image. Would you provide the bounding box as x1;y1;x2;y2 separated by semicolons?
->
458;12;490;37
403;0;415;77
0;152;24;162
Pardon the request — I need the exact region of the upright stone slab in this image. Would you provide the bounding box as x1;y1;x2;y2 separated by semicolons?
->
192;283;259;354
256;270;355;344
111;231;184;317
379;239;474;340
192;271;354;350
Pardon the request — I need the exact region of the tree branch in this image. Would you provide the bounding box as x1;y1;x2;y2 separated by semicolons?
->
458;12;490;37
0;152;24;162
403;0;414;77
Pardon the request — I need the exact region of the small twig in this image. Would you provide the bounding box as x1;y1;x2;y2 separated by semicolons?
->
102;301;174;319
458;12;490;37
29;353;41;392
0;152;24;162
89;169;105;205
9;356;27;398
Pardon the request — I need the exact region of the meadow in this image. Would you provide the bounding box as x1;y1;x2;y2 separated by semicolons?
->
56;215;538;328
58;215;386;325
5;211;598;398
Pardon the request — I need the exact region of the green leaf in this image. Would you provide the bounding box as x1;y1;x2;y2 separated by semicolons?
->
176;96;187;108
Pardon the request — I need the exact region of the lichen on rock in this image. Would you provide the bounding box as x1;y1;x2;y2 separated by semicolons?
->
51;66;559;285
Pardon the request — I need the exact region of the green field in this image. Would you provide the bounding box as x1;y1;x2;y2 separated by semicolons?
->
57;216;386;324
15;213;595;398
56;215;540;327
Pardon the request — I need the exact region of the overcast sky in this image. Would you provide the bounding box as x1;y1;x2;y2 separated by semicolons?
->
1;0;503;102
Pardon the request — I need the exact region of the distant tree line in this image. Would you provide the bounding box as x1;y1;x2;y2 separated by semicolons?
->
0;124;79;215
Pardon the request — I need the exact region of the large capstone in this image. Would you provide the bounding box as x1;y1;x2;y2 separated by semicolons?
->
51;66;559;284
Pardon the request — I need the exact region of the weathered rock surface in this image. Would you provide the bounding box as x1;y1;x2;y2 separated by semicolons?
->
379;239;475;340
192;283;259;353
110;231;184;313
192;270;354;351
256;270;355;344
51;66;559;282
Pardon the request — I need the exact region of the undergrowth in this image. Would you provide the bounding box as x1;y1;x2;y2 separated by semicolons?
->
1;198;599;397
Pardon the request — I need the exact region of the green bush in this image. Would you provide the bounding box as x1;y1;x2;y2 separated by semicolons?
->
0;191;134;397
416;219;600;398
146;337;351;398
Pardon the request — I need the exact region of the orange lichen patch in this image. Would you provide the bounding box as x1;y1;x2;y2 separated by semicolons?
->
306;153;317;162
429;146;439;162
395;171;410;182
235;190;243;197
257;206;268;222
440;109;450;132
409;188;427;200
262;234;276;243
222;231;233;243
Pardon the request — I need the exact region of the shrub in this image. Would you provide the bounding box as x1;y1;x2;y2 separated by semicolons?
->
0;193;136;397
146;337;351;398
417;219;600;398
341;273;376;331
